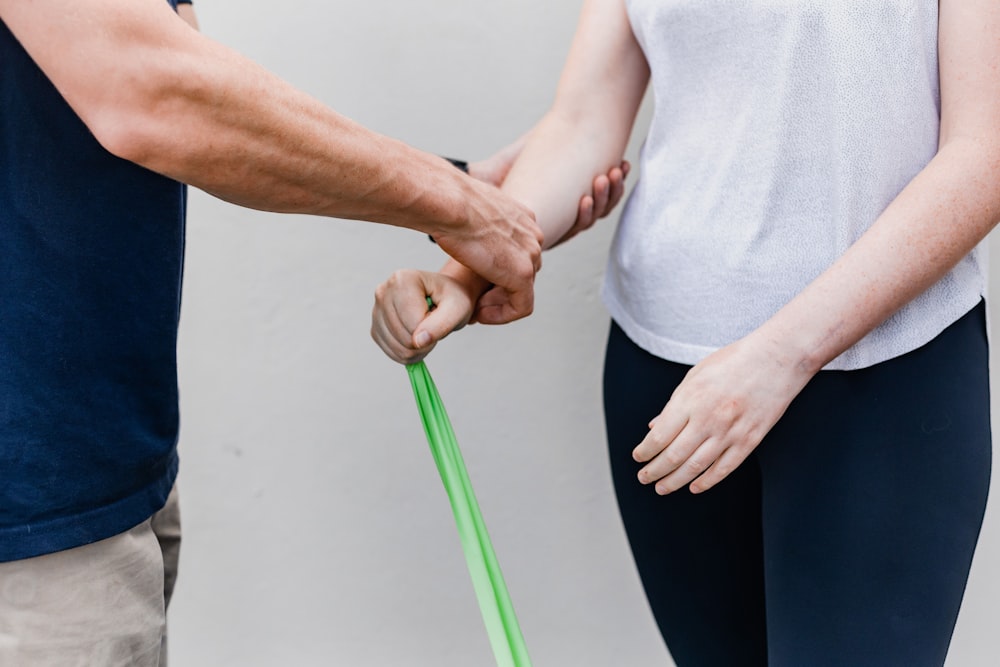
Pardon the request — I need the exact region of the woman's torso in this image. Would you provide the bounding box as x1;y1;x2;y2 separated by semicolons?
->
603;0;985;370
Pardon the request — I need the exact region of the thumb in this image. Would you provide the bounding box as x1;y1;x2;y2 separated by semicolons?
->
412;277;473;348
474;284;534;325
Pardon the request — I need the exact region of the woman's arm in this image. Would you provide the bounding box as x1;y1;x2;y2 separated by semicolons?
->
468;132;631;247
445;0;649;323
634;0;1000;495
371;0;649;361
496;0;648;250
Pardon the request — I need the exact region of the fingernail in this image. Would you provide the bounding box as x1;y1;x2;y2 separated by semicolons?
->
414;331;431;347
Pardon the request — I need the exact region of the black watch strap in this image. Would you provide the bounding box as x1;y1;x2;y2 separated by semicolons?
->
443;157;469;174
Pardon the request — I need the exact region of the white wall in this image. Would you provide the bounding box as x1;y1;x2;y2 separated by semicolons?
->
170;1;1000;665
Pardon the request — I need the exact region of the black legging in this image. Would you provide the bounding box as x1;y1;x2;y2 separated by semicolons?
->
603;302;991;667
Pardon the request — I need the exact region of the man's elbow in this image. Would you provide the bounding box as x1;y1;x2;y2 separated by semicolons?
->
88;108;161;165
82;66;195;170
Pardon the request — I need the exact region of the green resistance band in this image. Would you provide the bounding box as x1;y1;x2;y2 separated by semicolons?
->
406;360;532;667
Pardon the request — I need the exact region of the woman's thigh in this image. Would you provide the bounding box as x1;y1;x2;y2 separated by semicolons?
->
604;321;768;667
757;302;992;667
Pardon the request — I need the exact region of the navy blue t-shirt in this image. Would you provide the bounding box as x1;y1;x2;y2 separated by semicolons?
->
0;0;187;561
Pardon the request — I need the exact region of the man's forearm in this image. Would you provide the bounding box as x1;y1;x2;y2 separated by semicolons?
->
1;0;543;319
0;0;481;235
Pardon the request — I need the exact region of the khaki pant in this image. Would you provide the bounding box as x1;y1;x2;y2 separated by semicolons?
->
0;485;181;667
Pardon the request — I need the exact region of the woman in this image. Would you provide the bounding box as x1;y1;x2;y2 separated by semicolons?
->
371;1;998;665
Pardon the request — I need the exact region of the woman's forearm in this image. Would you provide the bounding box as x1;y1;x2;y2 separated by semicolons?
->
501;0;648;249
756;138;1000;374
760;1;1000;373
435;110;635;306
500;110;635;249
437;107;639;295
438;0;649;293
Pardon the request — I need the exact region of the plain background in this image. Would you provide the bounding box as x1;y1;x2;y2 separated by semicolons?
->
170;1;1000;664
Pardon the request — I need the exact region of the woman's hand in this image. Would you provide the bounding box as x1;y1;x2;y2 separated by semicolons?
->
632;333;817;495
371;268;483;365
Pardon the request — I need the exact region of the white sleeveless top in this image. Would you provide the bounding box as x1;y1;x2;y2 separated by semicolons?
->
602;0;986;370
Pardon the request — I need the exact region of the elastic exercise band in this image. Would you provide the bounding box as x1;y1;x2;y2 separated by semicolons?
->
406;361;531;667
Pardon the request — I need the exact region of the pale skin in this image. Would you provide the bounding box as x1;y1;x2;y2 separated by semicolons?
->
176;1;624;288
372;0;1000;495
373;0;648;340
107;2;618;256
467;131;630;246
0;0;543;322
176;2;197;30
179;1;625;245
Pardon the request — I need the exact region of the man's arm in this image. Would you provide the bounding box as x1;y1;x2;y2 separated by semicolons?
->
0;0;542;319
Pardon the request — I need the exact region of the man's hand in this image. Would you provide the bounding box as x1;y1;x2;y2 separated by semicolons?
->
428;176;543;325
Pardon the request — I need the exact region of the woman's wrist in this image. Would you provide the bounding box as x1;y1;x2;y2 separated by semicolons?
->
746;316;826;383
439;260;492;301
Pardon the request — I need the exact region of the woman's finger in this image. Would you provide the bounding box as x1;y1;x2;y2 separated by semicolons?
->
636;425;702;484
590;174;611;220
371;306;420;364
653;438;726;495
688;440;757;494
633;405;687;463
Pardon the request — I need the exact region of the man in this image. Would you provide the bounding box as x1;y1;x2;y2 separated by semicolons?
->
0;1;625;663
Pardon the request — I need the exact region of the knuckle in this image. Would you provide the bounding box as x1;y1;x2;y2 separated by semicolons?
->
684;454;708;474
716;399;742;424
385;270;403;288
661;450;685;470
389;268;418;285
713;461;733;478
519;263;537;283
